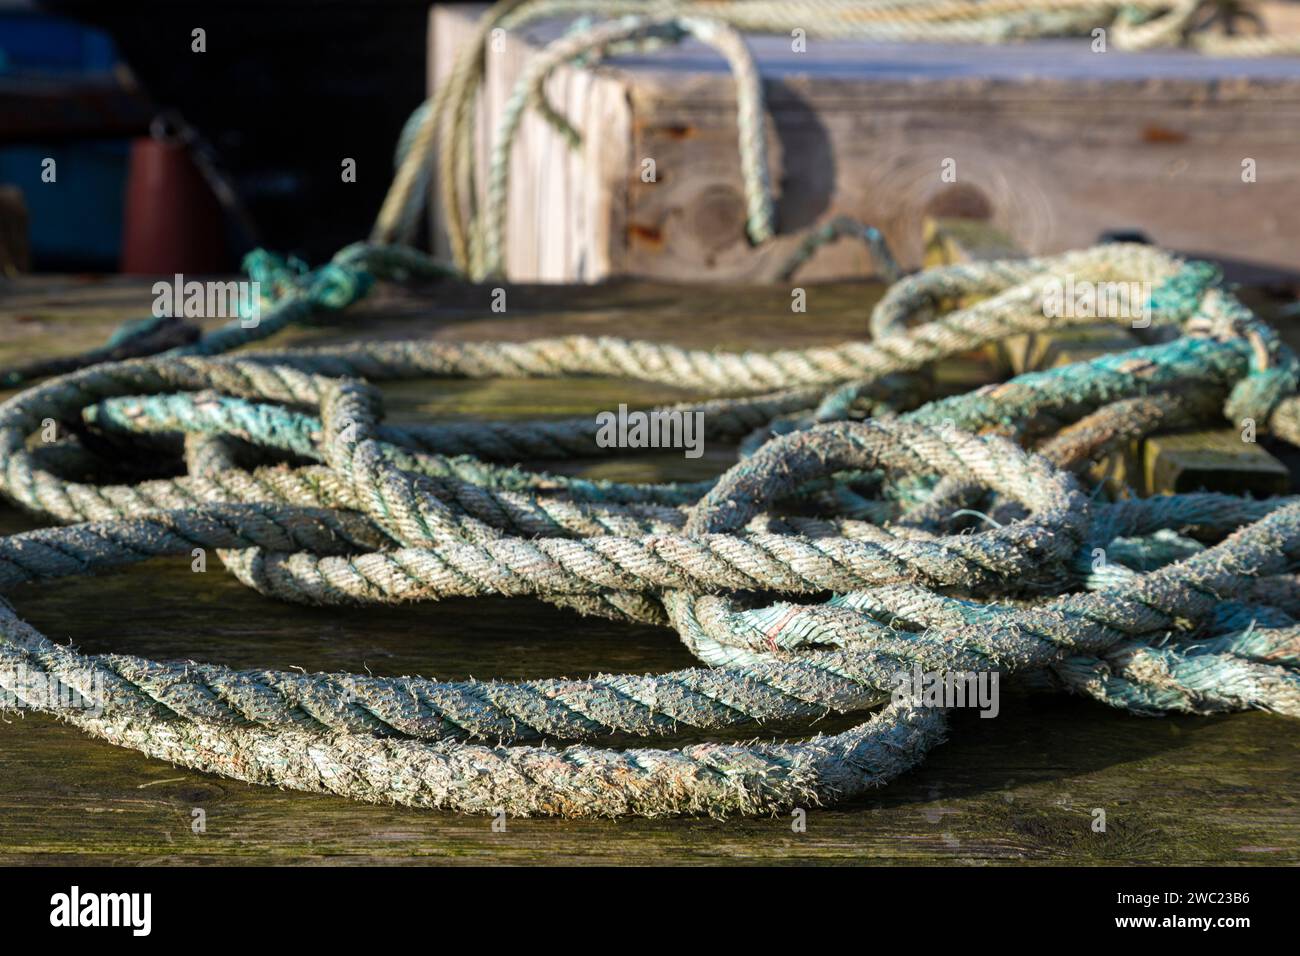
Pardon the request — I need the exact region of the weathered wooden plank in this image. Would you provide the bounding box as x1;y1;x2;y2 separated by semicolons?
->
922;216;1023;270
1144;429;1292;496
1003;324;1142;375
0;276;1296;864
431;4;1300;283
427;7;633;282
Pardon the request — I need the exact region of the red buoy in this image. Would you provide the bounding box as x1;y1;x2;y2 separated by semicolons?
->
120;127;227;275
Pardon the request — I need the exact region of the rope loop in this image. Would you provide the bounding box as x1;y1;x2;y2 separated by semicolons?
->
5;238;1300;815
3;1;1300;816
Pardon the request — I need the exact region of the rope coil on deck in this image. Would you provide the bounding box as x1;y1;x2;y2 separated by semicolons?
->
4;236;1300;816
3;0;1300;817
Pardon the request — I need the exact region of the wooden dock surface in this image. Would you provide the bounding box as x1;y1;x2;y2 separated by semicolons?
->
0;275;1297;865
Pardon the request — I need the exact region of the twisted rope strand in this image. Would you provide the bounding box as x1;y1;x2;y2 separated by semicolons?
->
4;234;1300;815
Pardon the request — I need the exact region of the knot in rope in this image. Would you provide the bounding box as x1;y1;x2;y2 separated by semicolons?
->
243;247;375;313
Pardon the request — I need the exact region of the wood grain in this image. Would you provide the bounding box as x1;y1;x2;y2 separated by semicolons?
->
430;4;1300;283
0;275;1295;864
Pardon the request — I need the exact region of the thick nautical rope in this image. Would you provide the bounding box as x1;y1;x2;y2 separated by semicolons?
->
4;238;1300;816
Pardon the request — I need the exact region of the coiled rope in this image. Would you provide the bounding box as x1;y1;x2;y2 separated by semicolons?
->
3;0;1300;817
4;234;1300;817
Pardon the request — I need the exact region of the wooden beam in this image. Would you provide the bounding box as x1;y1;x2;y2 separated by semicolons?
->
1143;430;1291;496
922;216;1022;270
1003;324;1142;376
430;4;1300;283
